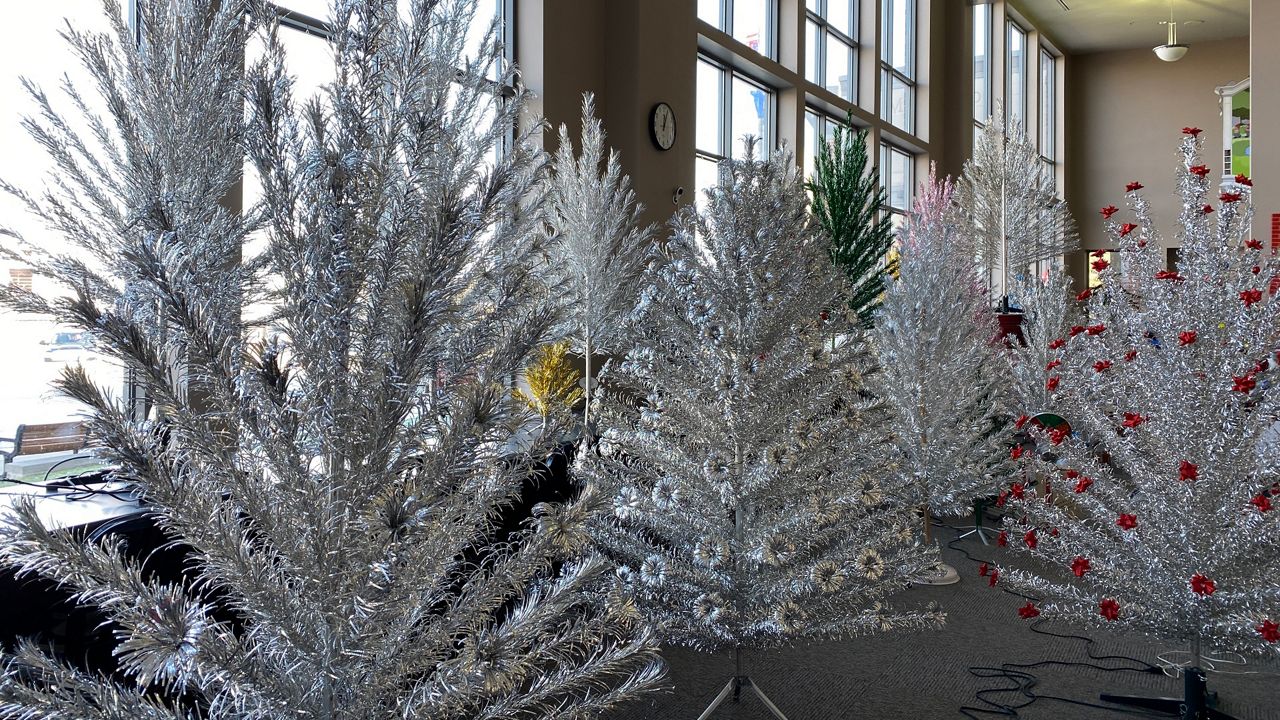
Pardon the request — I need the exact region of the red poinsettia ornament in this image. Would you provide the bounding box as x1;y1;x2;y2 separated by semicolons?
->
1258;619;1280;643
1190;574;1216;596
1018;602;1041;619
1046;376;1060;392
1189;165;1211;178
1241;289;1263;308
1126;181;1144;192
1100;205;1119;219
1245;238;1263;250
1233;375;1257;393
1179;460;1198;482
1093;360;1112;373
1155;270;1185;282
1086;324;1106;336
1203;204;1215;214
1076;288;1092;302
1123;349;1138;362
1235;174;1253;187
1023;530;1037;549
1070;556;1092;577
1220;192;1243;204
1122;412;1147;429
1251;494;1273;513
1099;599;1120;621
1048;338;1065;350
1117;513;1137;530
1182;127;1202;136
1178;331;1197;346
1073;476;1094;493
1092;258;1110;272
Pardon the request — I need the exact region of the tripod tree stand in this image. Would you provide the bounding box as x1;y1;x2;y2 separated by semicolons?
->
991;130;1280;720
579;147;943;720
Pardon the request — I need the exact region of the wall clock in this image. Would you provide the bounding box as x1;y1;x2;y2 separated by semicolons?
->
650;102;676;151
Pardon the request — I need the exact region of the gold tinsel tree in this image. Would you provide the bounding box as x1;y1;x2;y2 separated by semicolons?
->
515;341;585;420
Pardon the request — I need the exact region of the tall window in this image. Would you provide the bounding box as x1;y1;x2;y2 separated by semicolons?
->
881;142;914;232
806;0;857;102
803;109;845;179
973;3;991;127
699;0;775;59
881;0;915;134
1007;21;1027;127
0;3;130;480
1039;47;1057;162
696;57;775;199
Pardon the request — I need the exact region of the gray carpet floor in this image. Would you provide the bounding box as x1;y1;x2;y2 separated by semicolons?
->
603;524;1280;720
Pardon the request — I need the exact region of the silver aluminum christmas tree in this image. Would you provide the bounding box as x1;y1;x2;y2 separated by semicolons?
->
579;144;943;718
0;1;663;717
871;167;1013;528
957;107;1077;307
994;129;1279;715
544;95;655;433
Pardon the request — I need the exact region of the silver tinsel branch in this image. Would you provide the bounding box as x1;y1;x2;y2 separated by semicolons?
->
871;166;1014;517
1005;270;1076;417
957;106;1078;304
993;130;1280;658
578;143;944;653
544;94;655;433
0;1;665;717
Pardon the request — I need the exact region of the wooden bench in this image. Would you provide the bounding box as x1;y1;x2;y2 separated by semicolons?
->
0;422;90;464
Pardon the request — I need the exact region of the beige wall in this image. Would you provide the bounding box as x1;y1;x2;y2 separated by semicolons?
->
1064;37;1249;259
518;0;699;238
1252;1;1277;246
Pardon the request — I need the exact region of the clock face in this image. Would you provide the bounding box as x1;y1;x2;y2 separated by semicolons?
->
650;102;676;151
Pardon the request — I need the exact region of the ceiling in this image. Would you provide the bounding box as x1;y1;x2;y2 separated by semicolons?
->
1016;0;1250;54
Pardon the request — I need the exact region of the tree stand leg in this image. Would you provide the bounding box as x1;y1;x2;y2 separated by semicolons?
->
1100;666;1239;720
957;496;999;545
696;647;791;720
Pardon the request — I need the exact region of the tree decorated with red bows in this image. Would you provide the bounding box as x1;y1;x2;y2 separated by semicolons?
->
993;130;1280;670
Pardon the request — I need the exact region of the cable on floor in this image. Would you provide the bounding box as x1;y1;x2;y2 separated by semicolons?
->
932;522;1173;719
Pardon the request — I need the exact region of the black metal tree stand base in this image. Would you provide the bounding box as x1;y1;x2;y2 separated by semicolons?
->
1100;666;1240;720
696;647;790;720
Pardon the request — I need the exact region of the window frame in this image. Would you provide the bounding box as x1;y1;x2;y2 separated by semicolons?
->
972;1;992;132
1039;45;1057;162
806;0;859;103
696;54;776;166
880;140;914;224
880;0;916;134
1006;19;1027;127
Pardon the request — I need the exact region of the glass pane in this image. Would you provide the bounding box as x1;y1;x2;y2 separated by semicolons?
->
806;20;821;84
1009;24;1025;126
888;0;913;77
731;76;771;159
462;0;502;67
1040;50;1055;159
698;0;723;28
0;3;127;472
826;36;854;101
696;60;723;155
828;0;853;37
807;0;820;12
885;71;912;133
804;111;822;179
885;146;911;210
733;0;771;57
973;3;989;121
695;156;722;209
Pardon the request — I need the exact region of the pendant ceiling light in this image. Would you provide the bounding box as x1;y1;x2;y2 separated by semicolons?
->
1154;6;1189;62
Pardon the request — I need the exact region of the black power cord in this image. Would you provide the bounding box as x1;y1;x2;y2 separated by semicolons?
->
934;521;1173;719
